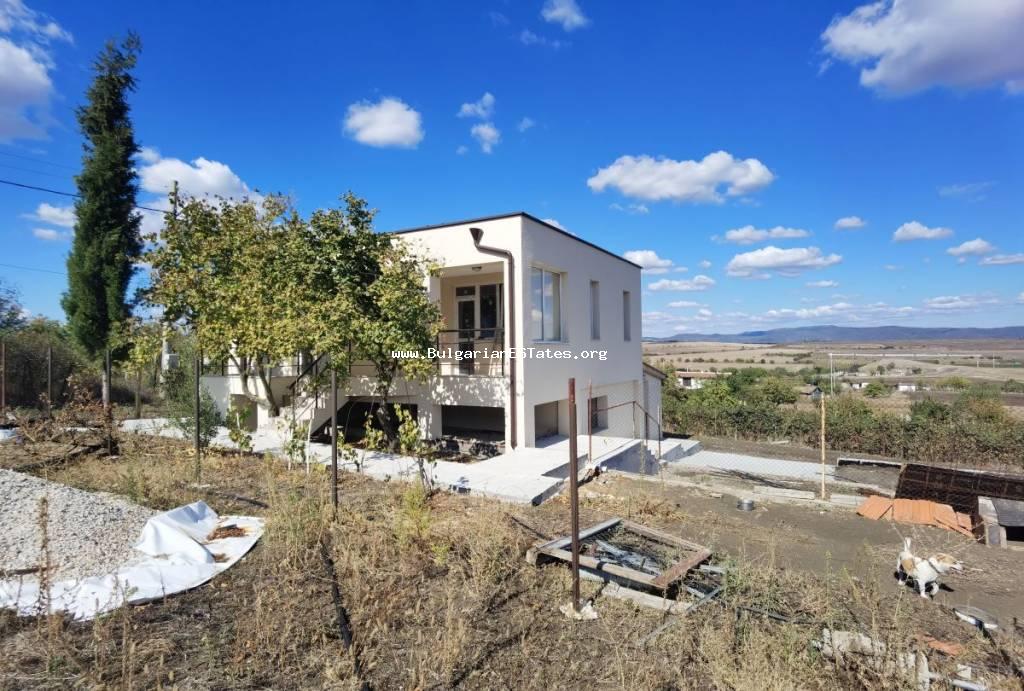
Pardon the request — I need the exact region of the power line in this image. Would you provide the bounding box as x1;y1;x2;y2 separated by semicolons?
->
0;162;72;181
0;178;167;214
0;150;78;171
0;262;66;276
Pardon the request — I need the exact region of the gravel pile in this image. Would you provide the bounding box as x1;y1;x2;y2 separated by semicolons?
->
0;468;156;582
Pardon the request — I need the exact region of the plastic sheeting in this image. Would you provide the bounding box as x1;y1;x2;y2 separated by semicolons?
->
0;500;264;620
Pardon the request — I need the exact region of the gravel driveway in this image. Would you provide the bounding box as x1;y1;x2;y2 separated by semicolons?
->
0;468;155;582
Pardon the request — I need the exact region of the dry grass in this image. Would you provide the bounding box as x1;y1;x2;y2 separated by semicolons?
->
1;434;1021;689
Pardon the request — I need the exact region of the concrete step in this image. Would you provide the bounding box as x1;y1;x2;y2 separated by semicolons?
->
661;438;702;462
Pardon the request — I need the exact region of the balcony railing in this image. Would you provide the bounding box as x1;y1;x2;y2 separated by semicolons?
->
435;328;505;377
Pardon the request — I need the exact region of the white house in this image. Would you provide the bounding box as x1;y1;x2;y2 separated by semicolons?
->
201;213;662;451
897;382;918;392
675;370;718;390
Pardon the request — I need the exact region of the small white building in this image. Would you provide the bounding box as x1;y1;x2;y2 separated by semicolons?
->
202;213;662;450
897;382;918;392
675;371;718;390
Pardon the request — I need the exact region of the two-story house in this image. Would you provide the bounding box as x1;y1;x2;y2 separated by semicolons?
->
202;212;663;451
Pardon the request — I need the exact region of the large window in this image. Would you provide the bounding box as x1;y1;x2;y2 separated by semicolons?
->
590;280;600;340
623;290;632;341
531;267;562;341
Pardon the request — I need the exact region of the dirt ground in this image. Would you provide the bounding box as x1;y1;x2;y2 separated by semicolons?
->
575;474;1024;618
3;433;1024;689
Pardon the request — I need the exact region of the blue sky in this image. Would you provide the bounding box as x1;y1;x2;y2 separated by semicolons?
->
1;0;1022;337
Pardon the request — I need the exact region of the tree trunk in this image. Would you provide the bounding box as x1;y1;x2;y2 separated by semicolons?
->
101;361;111;408
134;369;142;419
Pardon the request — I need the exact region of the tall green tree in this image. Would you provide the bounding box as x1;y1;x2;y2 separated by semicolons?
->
62;34;143;405
0;279;25;332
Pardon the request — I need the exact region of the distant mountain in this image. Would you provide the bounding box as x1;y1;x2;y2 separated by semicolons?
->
648;325;1024;344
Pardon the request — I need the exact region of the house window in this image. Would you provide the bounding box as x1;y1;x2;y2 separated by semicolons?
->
590;280;600;340
531;267;562;341
623;290;632;341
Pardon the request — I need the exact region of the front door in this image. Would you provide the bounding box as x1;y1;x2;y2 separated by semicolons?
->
456;287;476;374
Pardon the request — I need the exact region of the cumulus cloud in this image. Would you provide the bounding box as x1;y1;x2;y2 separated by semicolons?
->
609;202;649;215
698;259;712;269
835;215;866;230
719;225;810;245
892;220;953;241
726;246;842;278
470;122;500;153
624;249;674;274
821;0;1024;94
947;238;995;257
667;300;702;308
980;253;1024;266
23;201;74;227
541;0;589;31
519;29;564;49
939;181;995;200
541;218;567;231
517;116;535;132
457;92;495;119
32;226;68;241
587;151;775;204
343;97;424;148
648;275;716;292
923;294;999;310
0;1;72;142
1018;292;1024;304
807;280;839;288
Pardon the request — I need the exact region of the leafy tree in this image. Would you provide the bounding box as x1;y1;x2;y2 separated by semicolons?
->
0;279;25;332
112;317;162;417
863;381;889;398
63;34;143;406
910;397;951;423
756;377;798;405
162;336;222;455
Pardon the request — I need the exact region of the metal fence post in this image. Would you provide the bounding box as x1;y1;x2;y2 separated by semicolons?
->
46;345;52;416
195;349;202;484
331;360;339;515
568;378;580;613
0;340;5;417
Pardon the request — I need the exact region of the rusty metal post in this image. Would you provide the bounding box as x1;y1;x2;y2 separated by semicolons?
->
1;340;5;417
331;362;339;515
819;394;828;500
568;378;580;613
587;380;593;465
46;345;52;416
194;349;202;484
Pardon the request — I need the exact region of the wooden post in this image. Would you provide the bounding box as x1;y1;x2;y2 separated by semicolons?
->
1;340;5;416
568;378;580;613
331;363;339;515
194;350;202;484
134;369;142;419
820;393;827;500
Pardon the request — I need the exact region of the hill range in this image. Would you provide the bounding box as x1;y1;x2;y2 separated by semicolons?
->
648;325;1024;344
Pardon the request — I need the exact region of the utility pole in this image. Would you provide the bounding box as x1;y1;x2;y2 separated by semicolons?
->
819;393;828;501
568;378;580;614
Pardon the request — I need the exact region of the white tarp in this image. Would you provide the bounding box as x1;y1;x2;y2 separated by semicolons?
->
0;500;264;620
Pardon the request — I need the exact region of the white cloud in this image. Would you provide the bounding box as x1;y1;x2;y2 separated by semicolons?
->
488;11;509;26
751;301;917;324
517;116;535;132
939;181;995;200
23;201;73;227
980;253;1024;266
32;226;67;241
609;202;649;215
947;238;995;257
470;122;500;153
137;146;161;164
624;249;674;274
698;259;712;269
457;92;495;119
821;0;1024;94
541;218;574;235
343;97;424;148
835;215;866;230
1017;292;1024;305
519;29;564;49
139;153;254;199
0;0;72;144
648;275;716;292
726;246;842;278
884;264;902;271
807;280;839;288
587;151;775;203
892;220;953;241
667;300;702;308
541;0;589;31
455;145;468;155
719;225;810;245
923;294;999;310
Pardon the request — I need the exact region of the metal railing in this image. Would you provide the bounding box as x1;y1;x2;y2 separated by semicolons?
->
435;328;505;377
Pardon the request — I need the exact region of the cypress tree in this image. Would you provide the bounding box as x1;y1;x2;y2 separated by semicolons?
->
62;34;143;405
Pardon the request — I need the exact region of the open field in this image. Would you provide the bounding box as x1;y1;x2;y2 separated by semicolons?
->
645;339;1024;383
3;433;1024;689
